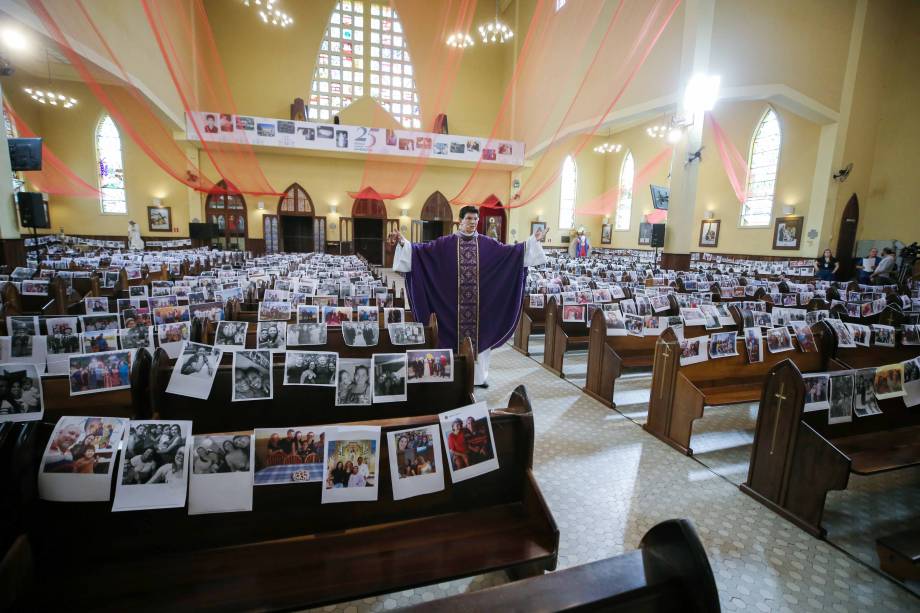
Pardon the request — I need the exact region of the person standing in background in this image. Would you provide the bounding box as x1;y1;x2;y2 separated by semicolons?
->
814;248;839;281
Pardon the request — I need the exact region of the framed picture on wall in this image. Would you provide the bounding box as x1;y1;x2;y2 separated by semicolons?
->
698;219;720;247
601;224;612;245
530;221;547;242
148;206;172;232
638;222;653;246
772;216;803;250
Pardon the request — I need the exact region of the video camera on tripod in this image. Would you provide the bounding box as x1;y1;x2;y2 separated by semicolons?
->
897;241;918;287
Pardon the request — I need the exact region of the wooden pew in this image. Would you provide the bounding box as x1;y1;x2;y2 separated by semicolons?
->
741;359;920;538
541;296;596;378
644;325;833;455
877;530;920;581
583;307;724;410
402;518;719;613
511;294;546;357
0;421;38;611
150;339;476;433
16;385;558;612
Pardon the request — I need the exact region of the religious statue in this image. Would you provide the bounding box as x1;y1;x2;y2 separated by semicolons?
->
486;217;500;242
568;227;591;258
390;206;548;387
127;221;144;251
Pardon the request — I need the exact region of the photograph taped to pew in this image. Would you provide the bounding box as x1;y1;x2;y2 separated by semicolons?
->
562;304;586;324
680;307;706;327
158;321;190;359
874;363;905;400
743;327;764;363
284;351;337;386
2;330;47;365
343;321;380;347
406;349;453;384
679;336;708;366
84;296;109;314
285;322;327;346
387;424;444;500
871;324;895;347
388;322;426;345
605;310;627;336
153;305;190;326
69;350;132;396
39;416;127;501
765;327;794;353
297;304;321;324
803;374;830;412
20;279;48;295
113;420;192;512
47;333;81;375
440;402;499;483
253;427;325;485
232;350;273;401
827;318;856;348
790;322;818;353
129;285;148;298
119;325;154;350
383;307;404;325
322;425;381;503
189;432;254;515
81;313;120;332
0;363;43;422
336;358;372;406
323;305;353;327
624;313;644;337
828;373;854;425
81;329;118;354
372;353;407;403
853;369;883;417
357;305;378;322
258;300;291;322
529;294;545;309
190;301;225;323
215;321;248;348
7;315;38;337
902;358;920;407
256;321;287;352
902;324;920;346
167;342;223;400
708;331;739;358
846;323;871;347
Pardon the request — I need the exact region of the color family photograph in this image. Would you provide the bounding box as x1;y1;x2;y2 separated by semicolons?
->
322;426;381;503
387;424;445;500
253;427;326;485
68;351;132;396
406;349;453;383
439;403;499;483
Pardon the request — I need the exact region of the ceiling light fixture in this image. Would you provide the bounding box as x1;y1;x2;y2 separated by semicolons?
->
478;0;513;44
24;88;78;109
646;125;668;139
1;27;27;51
593;142;622;154
446;32;474;48
242;0;293;27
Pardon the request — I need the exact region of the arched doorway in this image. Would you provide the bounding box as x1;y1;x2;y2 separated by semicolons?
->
834;193;859;280
417;191;453;242
477;194;507;243
205;180;247;250
351;196;387;265
278;183;318;252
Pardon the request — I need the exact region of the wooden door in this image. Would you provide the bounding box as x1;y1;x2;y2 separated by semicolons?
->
314;217;326;253
338;217;353;255
384;219;400;268
835;194;859;279
263;215;279;254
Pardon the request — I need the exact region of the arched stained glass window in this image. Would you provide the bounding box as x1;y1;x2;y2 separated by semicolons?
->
740;108;781;227
310;1;421;129
558;155;577;230
615;151;634;230
96;115;127;214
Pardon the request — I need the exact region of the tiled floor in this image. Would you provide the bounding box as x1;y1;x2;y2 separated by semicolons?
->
311;332;920;612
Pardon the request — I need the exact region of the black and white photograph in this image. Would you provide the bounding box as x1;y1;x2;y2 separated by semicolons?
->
439;402;499;483
215;321;248;348
803;373;830;412
285;322;327;346
846;323;870;347
827;318;856;348
38;416;129;501
529;294;545;309
256;321;287;352
853;369;883;417
903;325;920;346
372;353;407;403
342;321;379;347
189;431;255;515
335;358;372;406
387;424;444;500
0;363;44;422
322;425;381;504
388;322;425;345
680;308;705;326
232;350;273;402
828;373;854;425
284;351;337;386
190;301;224;323
112;420;192;512
406;349;453;384
119;325;154;350
903;357;920;408
166;342;223;400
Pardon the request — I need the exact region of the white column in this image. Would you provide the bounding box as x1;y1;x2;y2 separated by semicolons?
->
0;81;21;241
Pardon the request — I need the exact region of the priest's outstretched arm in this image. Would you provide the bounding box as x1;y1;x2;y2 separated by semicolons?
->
390;228;548;272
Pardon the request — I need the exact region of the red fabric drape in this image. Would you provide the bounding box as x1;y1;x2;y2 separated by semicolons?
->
576;145;674;216
707;112;749;204
3;99;99;198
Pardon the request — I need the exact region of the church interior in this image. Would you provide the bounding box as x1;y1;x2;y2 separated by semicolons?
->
0;0;919;611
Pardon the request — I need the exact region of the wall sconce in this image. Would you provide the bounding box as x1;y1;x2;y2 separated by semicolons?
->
603;216;610;224
400;206;410;216
782;205;796;216
152;198;163;208
329;203;338;215
330;222;338;230
257;201;265;211
401;225;408;232
703;211;714;219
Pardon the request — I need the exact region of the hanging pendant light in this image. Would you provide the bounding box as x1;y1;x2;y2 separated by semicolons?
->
478;0;513;44
25;49;78;109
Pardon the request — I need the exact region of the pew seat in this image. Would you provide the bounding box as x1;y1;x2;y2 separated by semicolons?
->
877;530;920;581
832;425;920;475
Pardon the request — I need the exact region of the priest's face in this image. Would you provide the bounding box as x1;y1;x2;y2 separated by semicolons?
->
460;213;479;234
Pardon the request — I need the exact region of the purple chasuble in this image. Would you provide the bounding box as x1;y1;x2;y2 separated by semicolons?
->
405;233;526;355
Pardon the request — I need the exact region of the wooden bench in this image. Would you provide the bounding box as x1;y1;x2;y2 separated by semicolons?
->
583;307;726;410
14;385;558;612
741;358;920;538
511;294;546;357
402;518;719;613
877;530;920;581
150;339;476;433
645;325;833;455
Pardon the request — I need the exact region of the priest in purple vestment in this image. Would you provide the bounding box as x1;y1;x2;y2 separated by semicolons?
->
391;205;548;388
